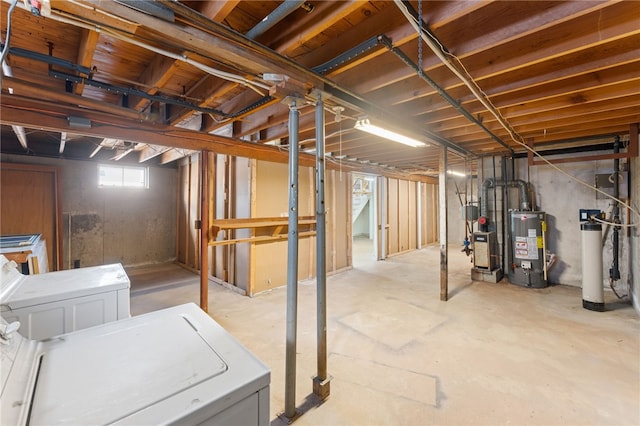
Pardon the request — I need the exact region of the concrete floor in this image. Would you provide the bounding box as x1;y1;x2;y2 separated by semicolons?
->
128;240;640;426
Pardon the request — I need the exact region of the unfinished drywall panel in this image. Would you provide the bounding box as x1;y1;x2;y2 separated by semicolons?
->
409;181;417;250
332;169;351;271
0;154;177;268
252;160;315;294
398;179;410;252
232;157;252;292
382;177;428;257
387;178;400;255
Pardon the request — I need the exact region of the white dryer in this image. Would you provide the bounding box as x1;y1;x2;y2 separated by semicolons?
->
0;255;130;340
1;303;270;425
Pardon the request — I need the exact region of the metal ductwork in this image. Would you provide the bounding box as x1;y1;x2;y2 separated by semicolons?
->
481;177;530;217
245;0;306;40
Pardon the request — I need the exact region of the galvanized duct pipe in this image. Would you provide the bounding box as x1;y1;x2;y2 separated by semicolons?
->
245;0;306;40
481;178;530;218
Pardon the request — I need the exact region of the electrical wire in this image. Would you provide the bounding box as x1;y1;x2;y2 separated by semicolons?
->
394;0;639;226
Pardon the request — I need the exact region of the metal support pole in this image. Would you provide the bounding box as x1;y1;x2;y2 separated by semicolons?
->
284;98;300;420
200;150;209;312
312;94;331;400
439;147;448;301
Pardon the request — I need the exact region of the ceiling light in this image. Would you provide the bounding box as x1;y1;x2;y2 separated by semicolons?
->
447;170;466;177
354;118;427;148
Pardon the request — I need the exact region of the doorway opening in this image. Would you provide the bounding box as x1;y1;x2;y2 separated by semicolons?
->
352;173;377;267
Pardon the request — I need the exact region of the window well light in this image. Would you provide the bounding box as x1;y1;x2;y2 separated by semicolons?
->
354;118;427;148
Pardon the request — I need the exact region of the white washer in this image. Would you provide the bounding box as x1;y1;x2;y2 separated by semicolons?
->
1;303;270;425
0;255;130;340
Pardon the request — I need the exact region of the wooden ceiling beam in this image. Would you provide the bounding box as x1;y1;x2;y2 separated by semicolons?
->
337;1;636;99
74;29;100;95
197;0;241;22
437;103;640;138
369;39;640;109
270;1;365;55
138;144;171;163
130;54;182;111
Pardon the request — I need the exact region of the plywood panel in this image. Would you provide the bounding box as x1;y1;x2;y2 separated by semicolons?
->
176;158;189;265
189;155;200;269
398;179;409;253
420;183;428;246
0;164;60;271
326;170;337;272
388;178;399;255
409;181;417;250
333;170;351;270
233;157;251;291
252;160;317;294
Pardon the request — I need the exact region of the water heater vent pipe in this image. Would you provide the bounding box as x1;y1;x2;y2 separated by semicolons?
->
480;177;530;218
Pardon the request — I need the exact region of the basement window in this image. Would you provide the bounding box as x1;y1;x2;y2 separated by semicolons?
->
98;164;148;188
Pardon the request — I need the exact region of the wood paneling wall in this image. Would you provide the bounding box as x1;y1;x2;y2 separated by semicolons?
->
0;163;62;271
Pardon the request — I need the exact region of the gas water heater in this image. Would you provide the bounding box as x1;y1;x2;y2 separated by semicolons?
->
509;211;547;288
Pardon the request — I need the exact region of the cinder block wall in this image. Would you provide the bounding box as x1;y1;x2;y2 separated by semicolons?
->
1;154;177;268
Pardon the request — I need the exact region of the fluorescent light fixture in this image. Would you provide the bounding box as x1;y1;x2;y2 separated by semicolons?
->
354;118;427;148
447;170;466;177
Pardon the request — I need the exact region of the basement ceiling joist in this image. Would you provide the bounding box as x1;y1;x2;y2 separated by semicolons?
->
0;0;637;177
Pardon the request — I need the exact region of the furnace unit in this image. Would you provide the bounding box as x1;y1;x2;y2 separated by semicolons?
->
471;231;503;282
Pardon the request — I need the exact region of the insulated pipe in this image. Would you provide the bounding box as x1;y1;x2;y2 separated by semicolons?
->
481;178;530;218
284;98;300;419
610;136;621;281
245;0;306;40
313;94;330;399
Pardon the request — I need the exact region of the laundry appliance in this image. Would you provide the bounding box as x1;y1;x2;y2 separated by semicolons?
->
1;303;270;425
0;255;130;340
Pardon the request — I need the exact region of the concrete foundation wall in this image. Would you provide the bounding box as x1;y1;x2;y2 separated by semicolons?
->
523;154;633;290
1;154;177;268
451;152;638;302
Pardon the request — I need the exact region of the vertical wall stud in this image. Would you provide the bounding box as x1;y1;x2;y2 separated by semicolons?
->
200;150;209;312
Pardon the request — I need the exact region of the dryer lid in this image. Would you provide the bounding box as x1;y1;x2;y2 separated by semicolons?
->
29;305;228;425
2;263;130;309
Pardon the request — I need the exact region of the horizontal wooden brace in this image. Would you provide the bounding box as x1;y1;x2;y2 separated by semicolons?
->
209;230;316;247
